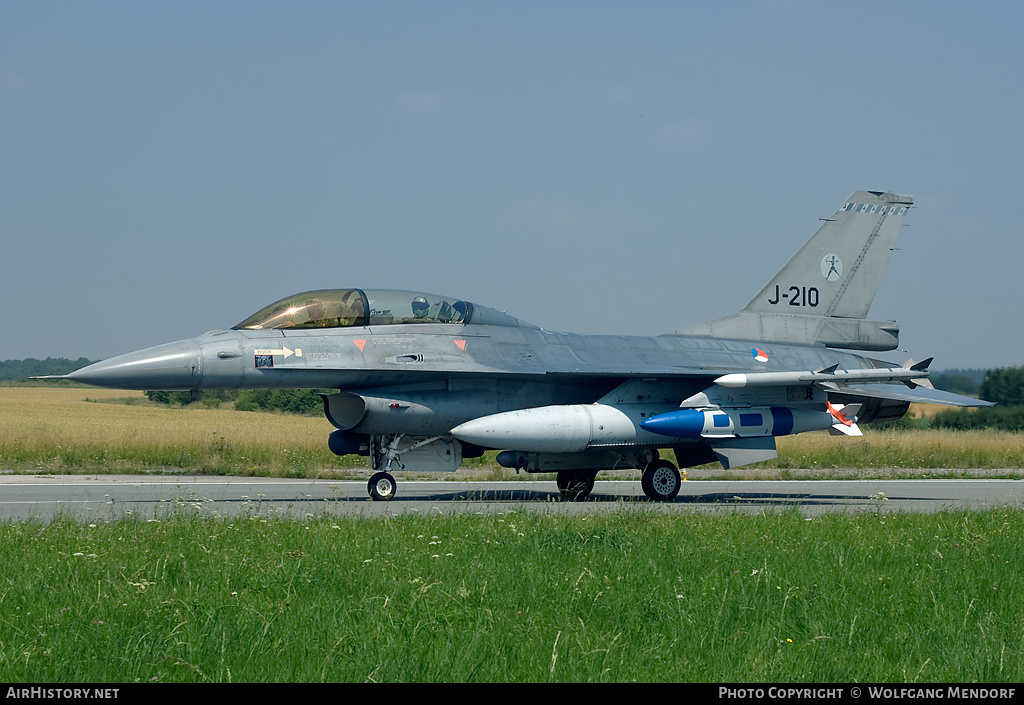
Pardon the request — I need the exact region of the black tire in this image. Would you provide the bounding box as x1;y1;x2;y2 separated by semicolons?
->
641;460;680;502
556;471;596;500
367;472;397;501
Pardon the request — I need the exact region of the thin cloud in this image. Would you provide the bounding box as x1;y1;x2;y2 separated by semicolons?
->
654;119;710;146
397;90;447;116
507;196;587;232
607;85;635;105
0;68;36;91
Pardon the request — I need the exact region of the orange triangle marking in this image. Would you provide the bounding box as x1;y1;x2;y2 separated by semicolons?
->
453;339;467;351
353;339;366;352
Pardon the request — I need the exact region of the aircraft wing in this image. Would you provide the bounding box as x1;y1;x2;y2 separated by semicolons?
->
704;362;993;408
822;382;994;407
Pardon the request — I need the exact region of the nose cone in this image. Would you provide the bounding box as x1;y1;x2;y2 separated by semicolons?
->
68;339;202;390
639;409;705;438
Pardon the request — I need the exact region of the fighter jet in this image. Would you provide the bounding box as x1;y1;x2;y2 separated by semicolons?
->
63;190;991;501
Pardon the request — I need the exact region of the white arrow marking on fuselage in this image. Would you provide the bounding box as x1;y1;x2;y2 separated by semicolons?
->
253;347;302;358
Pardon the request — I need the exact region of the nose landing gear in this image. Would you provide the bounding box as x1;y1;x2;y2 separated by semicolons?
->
367;472;397;501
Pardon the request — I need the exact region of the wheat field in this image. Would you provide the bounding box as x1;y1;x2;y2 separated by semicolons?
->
0;386;341;475
0;387;328;448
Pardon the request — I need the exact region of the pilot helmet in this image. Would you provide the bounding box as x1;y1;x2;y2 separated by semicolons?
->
411;296;430;318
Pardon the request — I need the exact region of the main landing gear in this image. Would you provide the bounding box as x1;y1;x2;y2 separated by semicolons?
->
555;459;681;502
556;471;597;500
641;459;681;502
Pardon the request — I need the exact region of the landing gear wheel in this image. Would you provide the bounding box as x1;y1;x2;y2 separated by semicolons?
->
641;460;680;502
556;471;596;500
367;472;397;501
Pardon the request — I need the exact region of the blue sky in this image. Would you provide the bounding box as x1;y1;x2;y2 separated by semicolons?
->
2;1;1021;369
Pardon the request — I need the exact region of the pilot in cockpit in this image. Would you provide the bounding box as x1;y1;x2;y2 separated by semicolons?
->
411;296;431;321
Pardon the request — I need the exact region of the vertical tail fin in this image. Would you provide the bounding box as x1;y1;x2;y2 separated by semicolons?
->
743;190;912;319
675;190;912;351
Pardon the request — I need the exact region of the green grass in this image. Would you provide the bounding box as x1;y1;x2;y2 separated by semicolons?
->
1;508;1022;682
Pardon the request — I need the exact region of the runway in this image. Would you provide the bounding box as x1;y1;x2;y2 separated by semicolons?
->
0;474;1022;520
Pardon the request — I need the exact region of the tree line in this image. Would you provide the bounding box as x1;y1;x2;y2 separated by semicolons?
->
0;358;96;380
144;389;327;415
926;365;1024;432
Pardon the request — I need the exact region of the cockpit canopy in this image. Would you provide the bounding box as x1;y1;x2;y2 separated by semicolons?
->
234;289;534;330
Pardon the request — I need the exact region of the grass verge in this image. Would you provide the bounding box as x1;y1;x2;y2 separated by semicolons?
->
0;508;1021;682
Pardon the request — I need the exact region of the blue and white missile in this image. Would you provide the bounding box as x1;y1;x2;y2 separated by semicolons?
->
639;405;860;439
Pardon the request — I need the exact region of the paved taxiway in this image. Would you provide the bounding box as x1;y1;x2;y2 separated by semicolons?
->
0;475;1021;520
